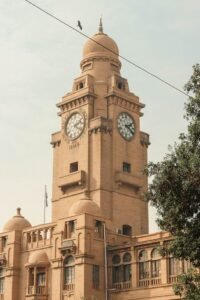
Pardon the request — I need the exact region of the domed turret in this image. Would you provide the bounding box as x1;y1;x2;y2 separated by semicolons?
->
3;208;32;232
69;196;102;217
82;19;119;60
81;19;121;75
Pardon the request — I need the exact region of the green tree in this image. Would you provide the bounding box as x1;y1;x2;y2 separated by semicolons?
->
146;64;200;296
173;269;200;300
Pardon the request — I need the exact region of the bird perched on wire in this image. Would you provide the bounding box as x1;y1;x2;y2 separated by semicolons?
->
77;20;82;30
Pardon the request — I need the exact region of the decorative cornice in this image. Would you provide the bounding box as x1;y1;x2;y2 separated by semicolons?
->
57;93;96;116
106;93;144;116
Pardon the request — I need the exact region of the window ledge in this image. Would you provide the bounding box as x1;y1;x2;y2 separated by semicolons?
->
58;171;86;190
115;172;142;189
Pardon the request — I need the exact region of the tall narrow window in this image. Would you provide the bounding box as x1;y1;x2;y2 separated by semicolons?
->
29;268;34;286
1;236;7;252
139;250;149;280
0;268;5;294
63;256;75;290
123;253;132;282
70;162;78;173
169;257;180;277
92;265;100;289
94;220;103;238
151;248;161;278
112;255;121;284
36;267;46;294
64;220;76;239
69;220;75;235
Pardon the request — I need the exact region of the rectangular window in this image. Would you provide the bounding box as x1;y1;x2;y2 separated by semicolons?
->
64;220;76;239
92;265;100;289
36;269;46;287
70;162;78;173
123;162;131;173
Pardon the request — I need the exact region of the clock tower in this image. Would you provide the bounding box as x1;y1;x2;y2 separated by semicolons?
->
51;20;150;235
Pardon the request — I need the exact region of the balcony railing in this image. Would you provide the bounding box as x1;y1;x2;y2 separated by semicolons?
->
27;285;47;295
112;281;131;290
168;275;178;284
63;283;74;291
25;224;55;250
139;277;161;287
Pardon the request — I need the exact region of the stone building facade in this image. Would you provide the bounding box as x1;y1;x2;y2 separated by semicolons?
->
0;21;185;300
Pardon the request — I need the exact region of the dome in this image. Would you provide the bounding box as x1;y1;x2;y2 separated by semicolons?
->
69;197;102;217
82;19;119;60
27;251;49;266
3;208;32;232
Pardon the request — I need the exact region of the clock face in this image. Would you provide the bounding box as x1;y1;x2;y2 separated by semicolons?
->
65;112;85;140
117;112;135;140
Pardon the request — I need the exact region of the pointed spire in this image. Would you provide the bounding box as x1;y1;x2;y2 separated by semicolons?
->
99;17;103;33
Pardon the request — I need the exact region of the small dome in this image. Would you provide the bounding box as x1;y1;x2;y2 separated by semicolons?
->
27;251;49;266
82;20;119;60
3;208;31;232
69;197;102;217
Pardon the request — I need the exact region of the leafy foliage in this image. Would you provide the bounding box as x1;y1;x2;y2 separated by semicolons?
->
146;64;200;267
173;269;200;299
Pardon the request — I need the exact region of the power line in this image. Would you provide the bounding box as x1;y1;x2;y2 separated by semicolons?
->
24;0;189;98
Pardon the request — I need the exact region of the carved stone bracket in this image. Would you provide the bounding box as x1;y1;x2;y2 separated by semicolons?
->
59;240;76;257
89;125;112;135
140;131;150;147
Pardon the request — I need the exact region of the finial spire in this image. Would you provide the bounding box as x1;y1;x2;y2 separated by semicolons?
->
99;17;103;33
16;207;21;216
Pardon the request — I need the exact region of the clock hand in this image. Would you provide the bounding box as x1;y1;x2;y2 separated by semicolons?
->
125;124;134;134
74;120;82;128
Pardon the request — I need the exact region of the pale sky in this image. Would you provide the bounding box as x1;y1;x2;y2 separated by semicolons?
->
0;0;199;233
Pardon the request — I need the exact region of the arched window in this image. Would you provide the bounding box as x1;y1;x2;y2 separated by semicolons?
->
122;225;132;236
151;248;161;278
139;250;149;280
63;256;75;290
123;253;132;282
0;267;5;294
112;255;121;283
